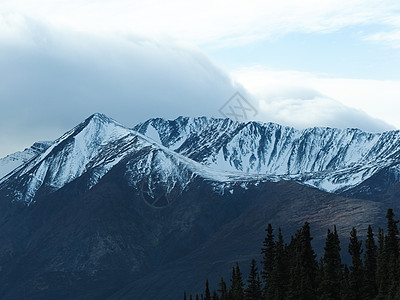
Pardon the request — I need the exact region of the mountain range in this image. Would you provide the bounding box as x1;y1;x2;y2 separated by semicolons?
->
0;113;398;299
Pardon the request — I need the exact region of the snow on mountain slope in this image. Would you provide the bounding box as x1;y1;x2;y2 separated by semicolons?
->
0;114;132;203
89;129;276;207
0;114;270;205
3;113;400;205
83;132;197;207
136;117;400;192
0;141;53;179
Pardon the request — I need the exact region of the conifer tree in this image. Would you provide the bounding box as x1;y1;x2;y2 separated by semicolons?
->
287;222;318;300
267;228;288;300
235;263;245;300
184;291;187;300
363;225;377;299
386;209;399;260
230;263;245;300
244;259;262;300
385;208;399;297
261;223;275;296
286;232;301;300
299;222;318;299
218;277;228;300
316;257;324;291
376;227;389;299
320;227;342;300
348;227;364;299
229;266;236;299
333;225;340;251
205;280;211;300
189;294;193;300
341;264;350;299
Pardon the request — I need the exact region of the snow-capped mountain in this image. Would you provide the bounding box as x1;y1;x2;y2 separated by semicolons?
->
0;114;269;205
0;113;396;300
0;141;52;179
0;114;277;203
2;114;400;205
135;117;400;192
0;114;132;203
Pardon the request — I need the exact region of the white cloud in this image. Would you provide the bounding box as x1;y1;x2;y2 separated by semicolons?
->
365;30;400;48
1;0;400;47
361;10;400;49
231;66;397;131
0;16;243;157
0;11;398;158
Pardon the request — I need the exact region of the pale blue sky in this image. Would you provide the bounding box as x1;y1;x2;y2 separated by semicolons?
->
206;24;400;80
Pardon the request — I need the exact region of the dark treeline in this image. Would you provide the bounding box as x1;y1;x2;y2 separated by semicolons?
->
185;208;400;300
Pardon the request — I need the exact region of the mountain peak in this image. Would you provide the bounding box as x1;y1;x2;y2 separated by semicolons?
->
88;112;111;121
3;114;400;205
56;113;128;145
85;113;122;126
0;113;133;203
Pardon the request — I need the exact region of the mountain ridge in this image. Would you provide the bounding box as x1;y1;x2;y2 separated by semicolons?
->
136;116;400;192
0;141;53;179
0;113;398;299
3;113;400;205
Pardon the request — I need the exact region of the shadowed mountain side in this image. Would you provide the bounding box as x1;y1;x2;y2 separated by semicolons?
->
107;181;386;300
342;165;400;209
0;164;387;299
0;161;267;299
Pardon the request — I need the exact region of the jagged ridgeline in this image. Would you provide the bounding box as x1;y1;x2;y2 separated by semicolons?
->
187;209;400;300
0;114;399;299
3;113;400;205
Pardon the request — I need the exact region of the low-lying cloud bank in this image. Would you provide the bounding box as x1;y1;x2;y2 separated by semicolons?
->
0;15;395;157
0;16;244;156
232;67;395;132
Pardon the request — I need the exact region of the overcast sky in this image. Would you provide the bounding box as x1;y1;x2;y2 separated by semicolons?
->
1;0;400;157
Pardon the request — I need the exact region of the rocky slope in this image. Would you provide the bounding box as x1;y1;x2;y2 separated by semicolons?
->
3;114;400;205
0;141;52;179
136;117;400;193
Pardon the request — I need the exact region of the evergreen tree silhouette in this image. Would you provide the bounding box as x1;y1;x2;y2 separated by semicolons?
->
261;224;275;296
363;225;377;299
244;259;262;300
320;227;342;300
348;227;364;299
